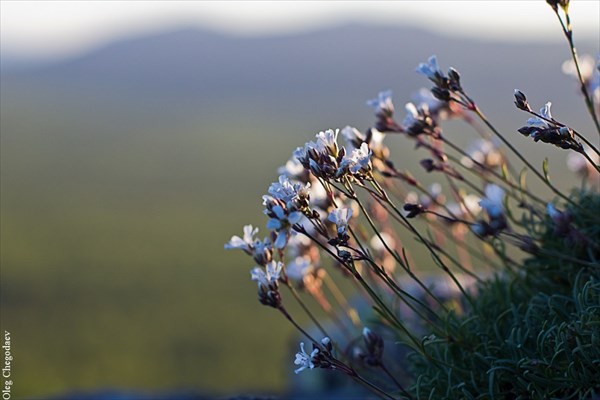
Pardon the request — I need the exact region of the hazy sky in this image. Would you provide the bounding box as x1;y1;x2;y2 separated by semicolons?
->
1;1;599;60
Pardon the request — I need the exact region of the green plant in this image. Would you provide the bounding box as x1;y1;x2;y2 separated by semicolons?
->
226;1;599;398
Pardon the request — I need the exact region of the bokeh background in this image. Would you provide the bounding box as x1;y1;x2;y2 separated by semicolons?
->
1;1;598;398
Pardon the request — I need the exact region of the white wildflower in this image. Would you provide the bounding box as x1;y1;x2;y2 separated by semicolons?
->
264;197;303;249
268;175;310;204
328;208;353;235
224;225;258;252
402;102;420;128
315;129;339;155
416;55;442;81
339;142;372;174
526;102;553;130
294;342;319;374
341;125;366;147
250;260;283;288
366;90;394;115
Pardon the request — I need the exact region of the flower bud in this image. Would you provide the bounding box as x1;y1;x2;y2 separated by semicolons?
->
362;327;384;366
403;203;425;218
514;89;531;111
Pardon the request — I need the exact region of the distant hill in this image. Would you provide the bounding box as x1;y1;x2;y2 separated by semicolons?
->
3;24;597;128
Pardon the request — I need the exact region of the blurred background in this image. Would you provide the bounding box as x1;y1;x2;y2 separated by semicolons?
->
1;1;598;398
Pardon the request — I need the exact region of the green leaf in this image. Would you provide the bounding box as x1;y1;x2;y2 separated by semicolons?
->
519;168;528;202
542;158;550;182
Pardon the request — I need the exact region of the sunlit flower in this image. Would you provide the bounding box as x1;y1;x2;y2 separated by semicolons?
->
224;225;259;252
401;102;437;137
315;129;339;156
526;102;554;131
402;102;420;128
518;102;581;151
250;260;283;289
341;126;366;148
268;175;311;211
416;55;443;83
252;237;273;266
366;90;394;116
294;129;342;179
339;142;372;175
263;196;304;248
328;208;353;236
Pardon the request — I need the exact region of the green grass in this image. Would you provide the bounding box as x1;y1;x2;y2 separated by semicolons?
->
0;89;311;397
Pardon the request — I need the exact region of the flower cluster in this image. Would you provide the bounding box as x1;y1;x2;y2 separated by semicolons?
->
516;97;583;152
225;8;599;397
294;129;373;182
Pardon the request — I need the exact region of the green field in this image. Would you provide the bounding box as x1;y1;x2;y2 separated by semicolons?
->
0;85;325;397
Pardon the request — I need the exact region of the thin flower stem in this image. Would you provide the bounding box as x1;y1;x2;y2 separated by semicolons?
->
501;232;599;267
422;237;483;284
553;9;600;135
469;104;577;207
370;179;476;310
323;180;444;327
322;271;362;328
341;364;397;400
284;281;331;340
296;224;423;351
380;362;414;400
348;225;446;331
278;305;321;346
347;184;452;313
580;150;600;173
439;136;547;207
363;185;489;314
351;264;424;352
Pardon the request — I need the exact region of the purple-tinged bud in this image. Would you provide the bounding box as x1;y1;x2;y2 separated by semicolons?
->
420;159;436;172
403;203;425;218
321;337;333;352
362;327;384;366
448;67;462;91
514;89;531;111
431;87;451;102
